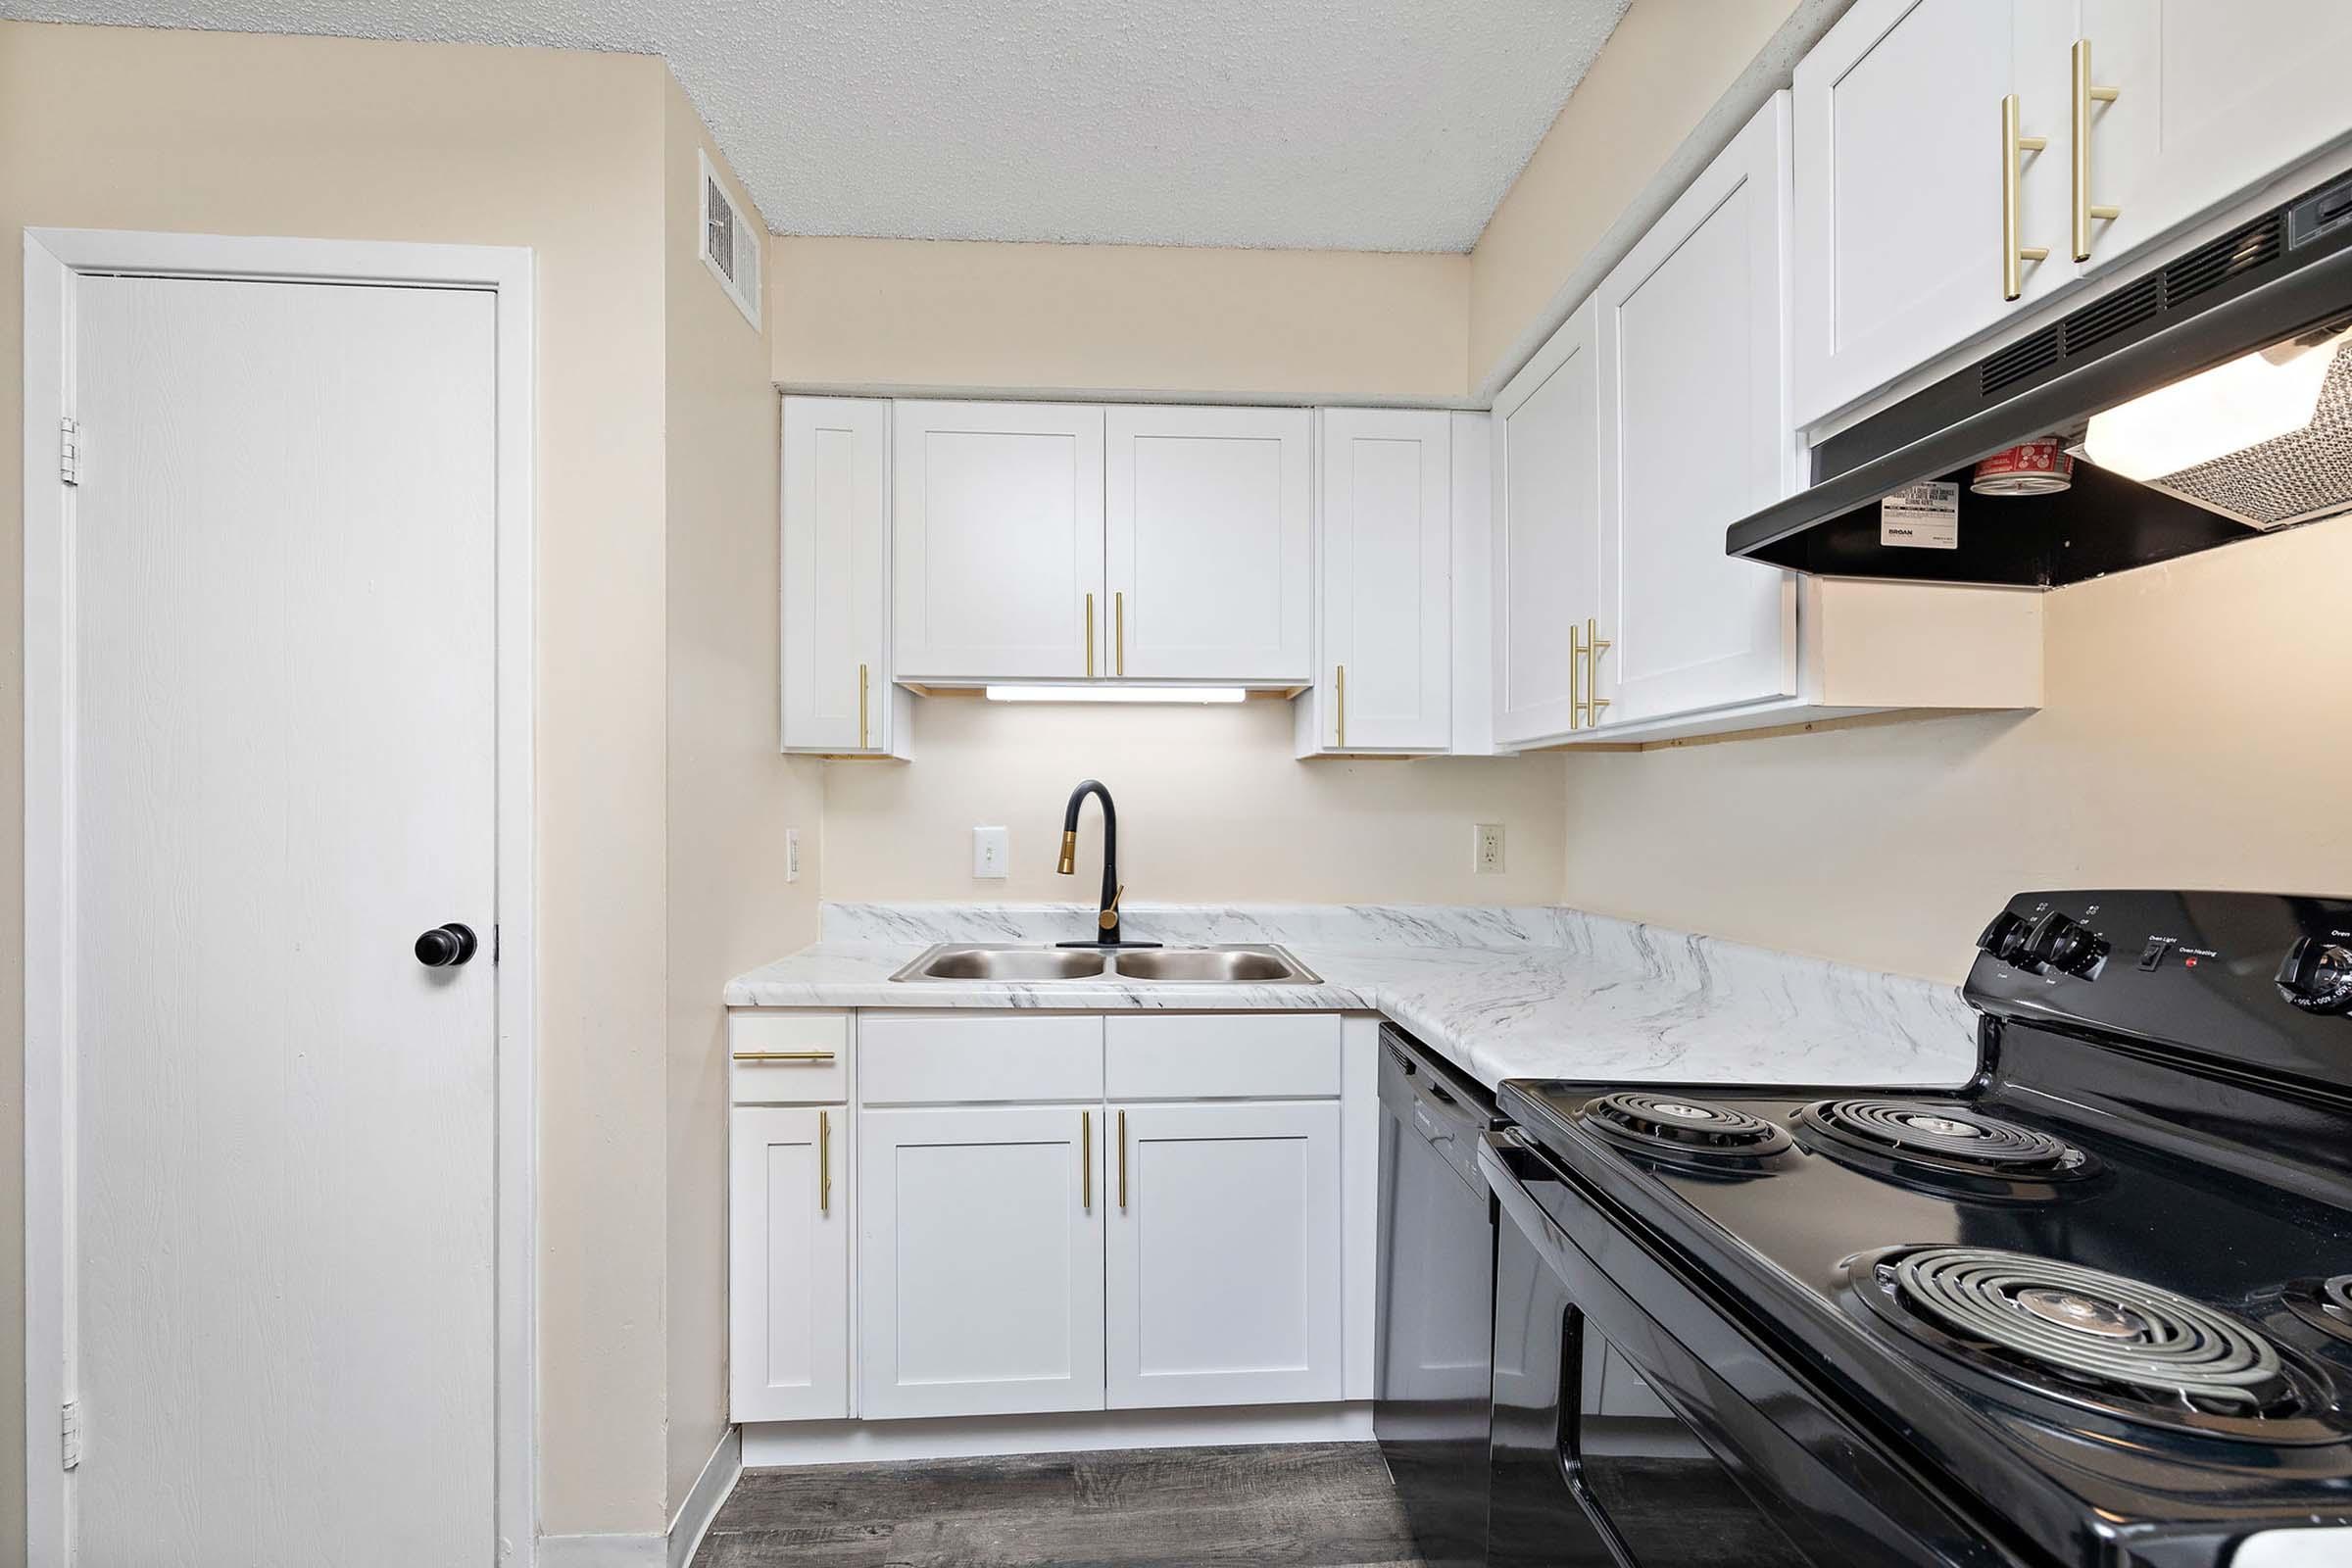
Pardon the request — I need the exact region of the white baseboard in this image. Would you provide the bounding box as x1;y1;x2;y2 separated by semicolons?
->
741;1400;1374;1469
537;1428;741;1568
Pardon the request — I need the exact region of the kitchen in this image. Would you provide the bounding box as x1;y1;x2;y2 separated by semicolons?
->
5;1;2352;1565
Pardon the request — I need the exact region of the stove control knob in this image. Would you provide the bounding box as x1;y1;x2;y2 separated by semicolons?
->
2276;939;2352;1014
2024;911;2106;976
1977;910;2034;966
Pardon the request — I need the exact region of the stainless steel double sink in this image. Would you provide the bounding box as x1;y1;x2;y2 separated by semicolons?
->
889;943;1320;985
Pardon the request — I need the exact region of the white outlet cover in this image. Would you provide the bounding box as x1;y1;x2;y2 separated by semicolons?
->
785;827;802;883
973;825;1009;879
1474;822;1504;874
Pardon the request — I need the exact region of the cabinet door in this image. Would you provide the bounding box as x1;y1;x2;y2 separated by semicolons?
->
1792;0;2063;428
1302;409;1450;755
893;401;1104;681
1491;298;1601;749
781;397;900;755
1593;94;1798;728
858;1104;1105;1418
2077;0;2352;275
730;1106;851;1422
1105;1100;1343;1409
1105;406;1311;682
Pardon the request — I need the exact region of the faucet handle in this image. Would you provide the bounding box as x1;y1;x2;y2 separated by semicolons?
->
1099;884;1124;931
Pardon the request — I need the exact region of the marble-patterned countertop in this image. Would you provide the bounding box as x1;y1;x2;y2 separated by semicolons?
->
725;904;1983;1094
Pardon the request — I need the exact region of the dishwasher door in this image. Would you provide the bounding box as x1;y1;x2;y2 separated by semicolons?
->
1374;1029;1498;1568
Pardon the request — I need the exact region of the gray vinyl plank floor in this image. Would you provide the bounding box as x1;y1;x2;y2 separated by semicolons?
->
693;1442;1428;1568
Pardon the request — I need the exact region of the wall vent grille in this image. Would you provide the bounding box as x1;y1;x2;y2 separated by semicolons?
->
699;150;762;330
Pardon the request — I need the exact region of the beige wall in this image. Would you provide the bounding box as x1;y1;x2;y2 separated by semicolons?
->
660;83;823;1516
0;20;715;1547
1467;0;1810;388
771;235;1470;403
1560;522;2352;983
822;699;1565;906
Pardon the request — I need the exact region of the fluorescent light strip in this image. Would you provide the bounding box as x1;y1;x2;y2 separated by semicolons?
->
984;685;1246;705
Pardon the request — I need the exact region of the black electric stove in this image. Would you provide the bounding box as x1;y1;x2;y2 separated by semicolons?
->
1483;890;2352;1568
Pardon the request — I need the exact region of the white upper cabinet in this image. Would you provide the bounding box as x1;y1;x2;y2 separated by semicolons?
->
1104;1100;1343;1410
781;396;908;757
2075;0;2352;276
730;1105;851;1422
1593;92;1798;727
1491;297;1602;749
1298;409;1451;757
1792;0;2063;429
1104;406;1311;682
892;401;1105;682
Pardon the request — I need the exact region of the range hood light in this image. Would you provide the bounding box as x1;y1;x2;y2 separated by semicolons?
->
2082;335;2338;481
983;685;1246;705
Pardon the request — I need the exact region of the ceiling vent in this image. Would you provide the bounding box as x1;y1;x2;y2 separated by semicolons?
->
699;150;761;330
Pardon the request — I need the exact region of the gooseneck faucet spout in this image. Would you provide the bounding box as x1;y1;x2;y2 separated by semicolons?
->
1055;779;1155;949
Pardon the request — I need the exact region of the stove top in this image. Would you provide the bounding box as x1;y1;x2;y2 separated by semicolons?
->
1499;890;2352;1567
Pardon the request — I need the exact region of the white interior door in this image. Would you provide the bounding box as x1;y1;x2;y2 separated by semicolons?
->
58;272;501;1565
892;401;1104;681
858;1105;1105;1418
1105;1101;1343;1409
1595;94;1798;728
730;1106;852;1421
1105;406;1311;681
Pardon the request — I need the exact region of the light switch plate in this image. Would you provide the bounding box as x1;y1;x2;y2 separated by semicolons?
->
973;825;1008;879
1474;822;1504;875
785;827;801;883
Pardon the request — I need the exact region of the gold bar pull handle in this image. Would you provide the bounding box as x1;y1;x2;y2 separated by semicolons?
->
1569;621;1588;729
2071;39;2121;262
818;1109;832;1216
858;662;870;752
1335;664;1347;749
1114;591;1126;677
1085;593;1096;678
1081;1110;1092;1211
1587;618;1612;724
2002;94;2050;301
1117;1109;1128;1211
731;1050;837;1063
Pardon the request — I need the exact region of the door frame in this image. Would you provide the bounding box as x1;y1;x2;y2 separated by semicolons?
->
20;227;538;1566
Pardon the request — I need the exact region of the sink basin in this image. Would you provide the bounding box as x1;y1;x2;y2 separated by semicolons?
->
1110;947;1316;984
888;943;1319;985
892;946;1109;981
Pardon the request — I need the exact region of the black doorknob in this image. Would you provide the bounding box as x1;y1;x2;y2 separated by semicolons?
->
415;923;479;968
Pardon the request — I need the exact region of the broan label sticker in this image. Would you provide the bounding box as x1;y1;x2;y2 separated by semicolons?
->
1880;481;1960;550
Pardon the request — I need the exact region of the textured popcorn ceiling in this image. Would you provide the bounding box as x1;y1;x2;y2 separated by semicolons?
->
7;0;1632;251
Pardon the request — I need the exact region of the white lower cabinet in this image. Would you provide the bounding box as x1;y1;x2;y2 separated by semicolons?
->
1105;1100;1344;1409
857;1103;1106;1419
730;1105;852;1421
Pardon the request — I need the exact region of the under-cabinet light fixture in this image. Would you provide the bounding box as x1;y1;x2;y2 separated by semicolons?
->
983;685;1246;705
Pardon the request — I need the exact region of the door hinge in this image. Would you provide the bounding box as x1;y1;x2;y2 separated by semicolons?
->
59;418;80;487
60;1399;79;1471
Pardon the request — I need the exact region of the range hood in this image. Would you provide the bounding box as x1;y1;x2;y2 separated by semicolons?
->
1729;168;2352;586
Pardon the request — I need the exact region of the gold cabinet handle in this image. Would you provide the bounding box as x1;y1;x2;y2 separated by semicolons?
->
1114;591;1126;676
1335;664;1347;749
2071;39;2121;262
731;1050;836;1062
858;662;870;751
2002;93;2050;301
818;1109;831;1215
1085;592;1096;678
1117;1108;1128;1211
1569;622;1587;730
1081;1110;1092;1211
1586;617;1612;726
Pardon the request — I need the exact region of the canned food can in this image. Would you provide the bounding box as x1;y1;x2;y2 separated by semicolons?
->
1971;437;2075;495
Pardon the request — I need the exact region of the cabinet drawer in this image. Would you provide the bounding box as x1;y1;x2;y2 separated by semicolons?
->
730;1011;850;1103
1105;1013;1342;1100
859;1013;1104;1103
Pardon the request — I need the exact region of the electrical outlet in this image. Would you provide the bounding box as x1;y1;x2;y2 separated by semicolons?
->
1474;822;1504;875
973;825;1009;879
785;827;802;883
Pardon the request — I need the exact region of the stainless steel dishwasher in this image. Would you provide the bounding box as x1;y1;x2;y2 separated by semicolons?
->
1374;1023;1504;1568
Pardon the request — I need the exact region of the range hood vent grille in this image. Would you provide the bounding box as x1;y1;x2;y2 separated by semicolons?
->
2062;275;2161;357
1982;328;2060;395
2166;213;2283;307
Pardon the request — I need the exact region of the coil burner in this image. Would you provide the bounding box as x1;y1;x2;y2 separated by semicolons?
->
2282;1274;2352;1348
1578;1092;1793;1170
1792;1099;2095;1198
1845;1247;2344;1445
